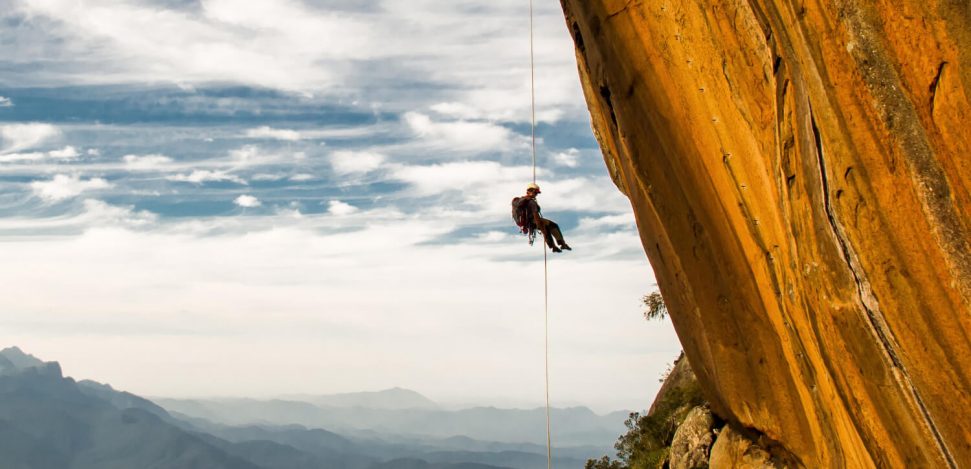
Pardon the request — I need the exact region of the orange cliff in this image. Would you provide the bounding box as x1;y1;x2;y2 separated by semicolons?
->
559;0;971;467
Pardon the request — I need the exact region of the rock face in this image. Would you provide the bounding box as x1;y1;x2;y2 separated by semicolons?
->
559;0;971;467
709;426;782;469
670;406;717;469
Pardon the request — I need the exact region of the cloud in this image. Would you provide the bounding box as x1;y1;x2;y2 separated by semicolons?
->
228;145;298;169
0;123;60;154
245;126;303;141
275;207;303;219
0;218;667;410
168;170;246;185
391;160;529;197
289;173;315;181
327;200;358;216
48;146;80;159
576;213;637;234
553;148;580;168
234;194;261;208
330;151;385;175
30;174;113;202
0;97;12;107
403;112;522;153
3;0;588;125
81;199;157;227
251;173;287;182
123;154;174;170
430;102;483;120
0;146;81;163
7;0;371;91
538;177;633;213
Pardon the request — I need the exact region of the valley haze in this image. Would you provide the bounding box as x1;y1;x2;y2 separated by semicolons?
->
0;346;630;469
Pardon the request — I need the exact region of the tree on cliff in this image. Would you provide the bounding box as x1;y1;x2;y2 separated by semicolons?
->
642;291;667;321
586;354;705;469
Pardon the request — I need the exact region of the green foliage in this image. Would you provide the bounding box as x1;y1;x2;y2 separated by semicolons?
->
585;456;625;469
642;292;667;321
585;366;706;469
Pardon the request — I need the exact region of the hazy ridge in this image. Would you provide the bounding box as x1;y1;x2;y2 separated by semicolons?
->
0;347;627;469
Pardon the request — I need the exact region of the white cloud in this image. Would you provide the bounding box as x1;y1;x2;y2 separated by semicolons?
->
478;231;511;242
403;112;523;153
168;170;246;185
0;145;80;163
0;97;12;107
289;173;315;181
30;174;112;202
4;1;587;124
0;152;49;163
246;126;302;141
227;145;296;169
0;218;669;411
391;161;528;197
275;207;303;219
123;154;174;170
48;146;80;159
538;177;633;213
0;123;60;154
388;161;631;218
81;199;157;227
430;102;483;120
330;151;385;175
388;160;538;218
234;194;261;208
576;213;637;233
553;148;580;168
9;0;371;91
327;200;358;216
251;173;287;182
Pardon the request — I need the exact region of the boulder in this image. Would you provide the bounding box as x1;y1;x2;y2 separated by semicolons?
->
669;406;716;469
709;426;783;469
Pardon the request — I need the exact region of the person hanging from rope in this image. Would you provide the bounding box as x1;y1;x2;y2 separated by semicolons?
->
512;183;572;253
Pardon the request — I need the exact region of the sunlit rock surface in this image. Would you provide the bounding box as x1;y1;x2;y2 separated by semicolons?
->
559;0;971;467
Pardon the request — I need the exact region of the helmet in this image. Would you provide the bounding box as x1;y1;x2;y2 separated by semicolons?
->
526;183;541;194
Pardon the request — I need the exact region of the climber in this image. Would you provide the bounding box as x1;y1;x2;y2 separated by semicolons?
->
512;183;572;253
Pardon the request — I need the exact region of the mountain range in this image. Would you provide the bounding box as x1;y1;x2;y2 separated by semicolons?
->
0;347;628;469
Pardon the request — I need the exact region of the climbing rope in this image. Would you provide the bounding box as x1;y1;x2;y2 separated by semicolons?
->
530;0;538;184
528;1;553;468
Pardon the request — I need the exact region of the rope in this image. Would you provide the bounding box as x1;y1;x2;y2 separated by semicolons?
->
530;0;538;183
543;248;552;469
528;1;552;468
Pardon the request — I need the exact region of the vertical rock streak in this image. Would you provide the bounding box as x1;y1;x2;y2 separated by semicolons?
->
561;0;971;466
811;110;957;468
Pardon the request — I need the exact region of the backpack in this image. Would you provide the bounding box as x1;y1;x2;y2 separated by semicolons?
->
511;197;537;244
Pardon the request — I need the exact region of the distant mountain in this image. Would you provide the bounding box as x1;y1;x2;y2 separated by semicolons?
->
0;347;600;468
185;421;592;469
0;346;47;374
0;349;262;469
156;397;624;448
371;459;509;469
287;387;439;410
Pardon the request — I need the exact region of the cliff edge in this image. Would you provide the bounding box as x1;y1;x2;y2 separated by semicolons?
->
559;1;971;467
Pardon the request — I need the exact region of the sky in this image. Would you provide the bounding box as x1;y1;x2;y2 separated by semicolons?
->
0;0;681;413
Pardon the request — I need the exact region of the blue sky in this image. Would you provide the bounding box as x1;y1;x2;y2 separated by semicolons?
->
0;0;679;412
